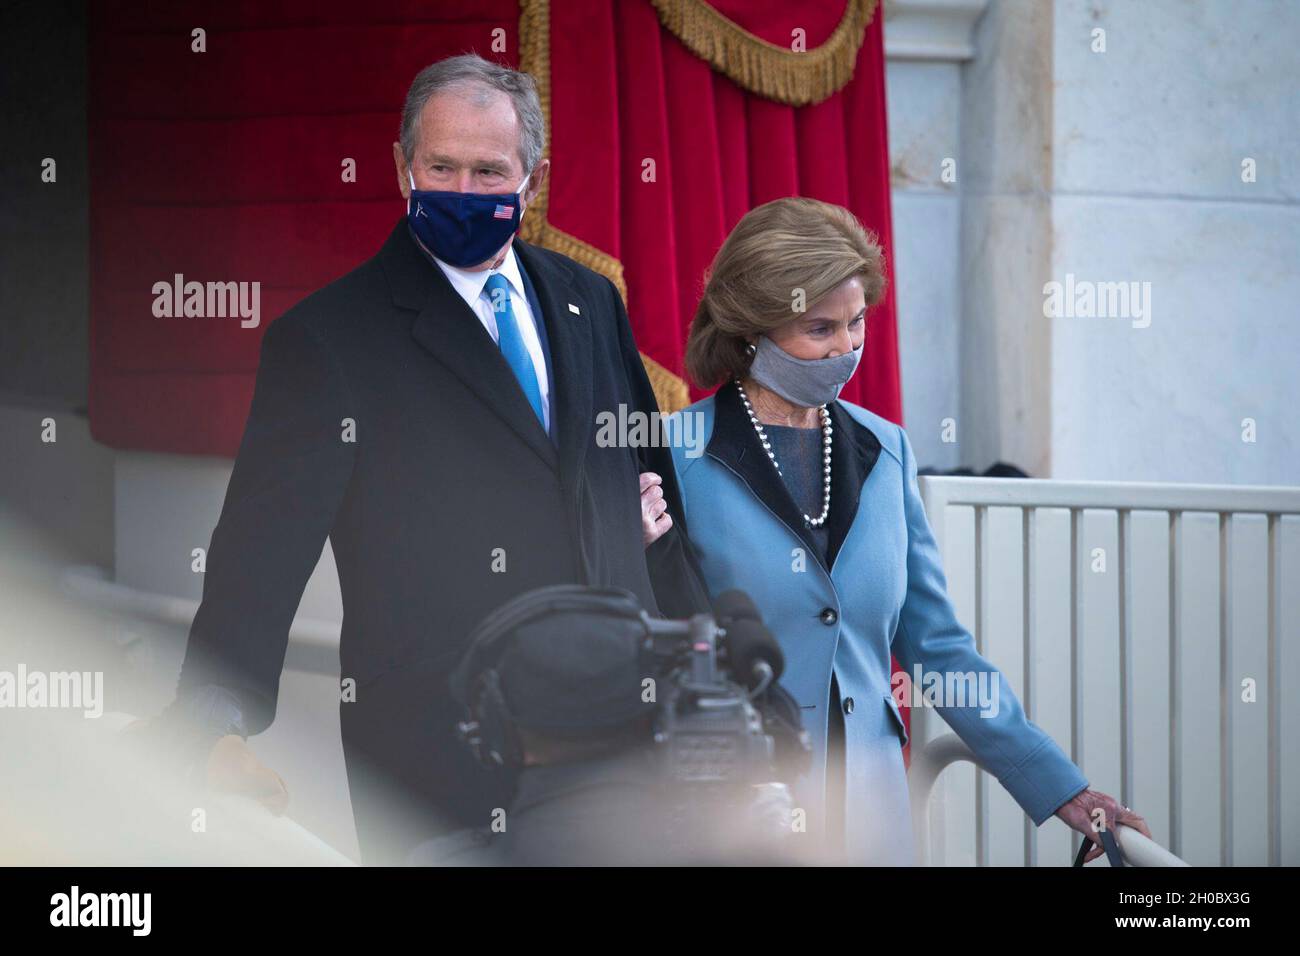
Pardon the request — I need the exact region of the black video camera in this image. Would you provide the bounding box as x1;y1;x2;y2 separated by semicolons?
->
449;585;810;790
640;593;810;789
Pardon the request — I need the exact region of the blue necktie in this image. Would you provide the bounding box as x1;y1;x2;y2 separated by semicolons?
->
483;272;546;430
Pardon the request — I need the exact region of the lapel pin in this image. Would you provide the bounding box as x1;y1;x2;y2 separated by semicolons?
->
568;303;581;315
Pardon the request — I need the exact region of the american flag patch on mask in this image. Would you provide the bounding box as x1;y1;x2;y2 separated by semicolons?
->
493;204;514;219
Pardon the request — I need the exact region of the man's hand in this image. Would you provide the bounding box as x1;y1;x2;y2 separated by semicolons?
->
205;735;290;816
121;688;289;817
639;471;672;547
1055;788;1151;863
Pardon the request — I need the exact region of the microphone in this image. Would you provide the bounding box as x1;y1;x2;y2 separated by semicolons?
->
712;591;781;688
713;589;763;625
724;618;785;688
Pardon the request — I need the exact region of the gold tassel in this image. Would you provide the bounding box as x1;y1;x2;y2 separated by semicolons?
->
649;0;878;107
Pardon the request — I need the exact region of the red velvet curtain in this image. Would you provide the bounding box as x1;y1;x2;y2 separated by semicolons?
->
88;1;523;455
544;0;902;418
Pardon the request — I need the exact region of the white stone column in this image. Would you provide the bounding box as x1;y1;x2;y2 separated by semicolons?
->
955;0;1054;475
884;0;991;469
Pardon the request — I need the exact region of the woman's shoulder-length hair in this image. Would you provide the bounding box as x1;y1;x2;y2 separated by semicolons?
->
684;196;886;389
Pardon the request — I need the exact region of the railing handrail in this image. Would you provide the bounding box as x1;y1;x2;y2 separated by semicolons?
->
918;475;1300;515
907;733;1190;867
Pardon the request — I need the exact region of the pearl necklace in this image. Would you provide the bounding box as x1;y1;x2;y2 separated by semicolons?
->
735;380;832;528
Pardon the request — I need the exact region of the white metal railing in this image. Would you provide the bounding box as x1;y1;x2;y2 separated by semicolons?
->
914;476;1300;867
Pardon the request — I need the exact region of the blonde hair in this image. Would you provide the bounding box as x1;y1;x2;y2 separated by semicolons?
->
684;197;886;389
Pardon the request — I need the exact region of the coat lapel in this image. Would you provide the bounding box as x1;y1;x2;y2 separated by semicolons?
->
705;381;883;574
380;220;557;471
705;381;831;573
513;238;593;498
825;400;883;570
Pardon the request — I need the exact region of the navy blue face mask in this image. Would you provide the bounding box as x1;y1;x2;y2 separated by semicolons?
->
406;168;531;268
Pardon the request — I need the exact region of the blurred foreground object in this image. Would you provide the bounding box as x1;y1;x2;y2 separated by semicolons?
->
0;510;348;865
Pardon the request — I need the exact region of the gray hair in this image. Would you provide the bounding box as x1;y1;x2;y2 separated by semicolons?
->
400;54;545;175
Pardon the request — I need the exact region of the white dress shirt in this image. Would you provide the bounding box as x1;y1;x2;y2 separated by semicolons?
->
431;245;551;433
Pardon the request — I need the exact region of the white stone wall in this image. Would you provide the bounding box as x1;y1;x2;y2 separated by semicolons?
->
887;0;1300;482
1047;0;1300;483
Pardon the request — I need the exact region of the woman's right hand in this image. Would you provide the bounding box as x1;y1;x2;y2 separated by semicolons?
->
1054;788;1152;862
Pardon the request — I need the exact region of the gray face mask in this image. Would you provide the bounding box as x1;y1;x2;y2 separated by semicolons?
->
747;334;863;407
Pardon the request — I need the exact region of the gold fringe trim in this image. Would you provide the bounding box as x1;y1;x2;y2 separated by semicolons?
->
519;0;693;412
649;0;877;106
641;352;692;413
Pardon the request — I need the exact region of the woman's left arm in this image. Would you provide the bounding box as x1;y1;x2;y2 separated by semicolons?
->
890;426;1150;857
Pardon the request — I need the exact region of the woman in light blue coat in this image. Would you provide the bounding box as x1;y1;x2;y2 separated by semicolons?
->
666;197;1150;865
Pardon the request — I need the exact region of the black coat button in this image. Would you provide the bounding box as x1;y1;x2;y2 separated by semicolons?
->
819;607;838;626
843;697;855;715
